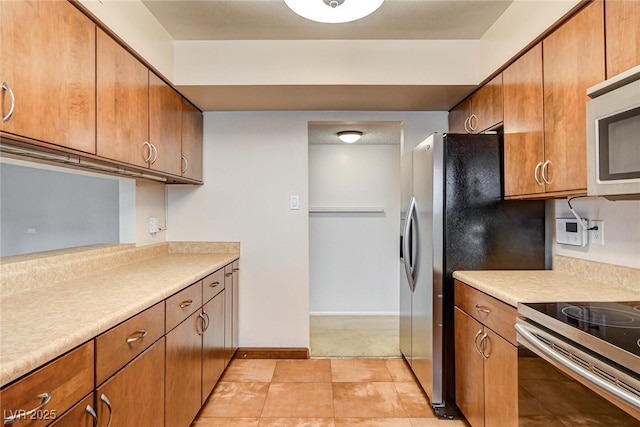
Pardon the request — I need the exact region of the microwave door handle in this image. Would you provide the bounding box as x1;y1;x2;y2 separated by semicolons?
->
515;323;640;409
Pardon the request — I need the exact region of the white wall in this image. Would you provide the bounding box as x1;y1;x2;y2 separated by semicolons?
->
135;180;167;246
167;111;447;348
309;144;400;315
553;198;640;269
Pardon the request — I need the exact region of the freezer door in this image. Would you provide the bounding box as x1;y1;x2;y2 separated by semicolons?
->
399;151;413;361
410;135;436;401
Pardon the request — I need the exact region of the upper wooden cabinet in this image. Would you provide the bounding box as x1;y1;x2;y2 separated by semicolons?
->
1;0;96;154
542;0;605;195
504;1;604;199
149;73;183;176
503;43;545;198
181;99;204;182
605;0;640;78
448;74;503;134
96;28;149;170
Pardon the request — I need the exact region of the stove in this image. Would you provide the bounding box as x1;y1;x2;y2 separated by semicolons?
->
519;301;640;372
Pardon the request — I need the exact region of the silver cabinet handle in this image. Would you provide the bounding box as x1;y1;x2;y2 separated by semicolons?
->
150;144;158;164
179;300;193;309
474;304;491;314
100;394;113;427
3;392;51;424
473;329;484;357
232;268;240;272
210;281;220;288
181;156;188;174
468;113;477;132
197;313;206;335
202;311;210;331
541;160;552;185
463;116;471;134
86;405;98;427
534;161;543;186
225;272;233;278
479;333;489;359
126;329;148;344
2;82;15;123
143;142;153;163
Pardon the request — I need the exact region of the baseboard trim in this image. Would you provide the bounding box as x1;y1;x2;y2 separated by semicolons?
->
235;347;309;359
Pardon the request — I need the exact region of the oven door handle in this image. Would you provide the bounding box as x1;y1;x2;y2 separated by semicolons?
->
515;323;640;409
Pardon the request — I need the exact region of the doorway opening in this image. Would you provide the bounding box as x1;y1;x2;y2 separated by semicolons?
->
308;121;403;357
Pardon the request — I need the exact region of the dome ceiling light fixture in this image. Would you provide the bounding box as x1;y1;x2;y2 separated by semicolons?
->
337;130;363;143
284;0;385;24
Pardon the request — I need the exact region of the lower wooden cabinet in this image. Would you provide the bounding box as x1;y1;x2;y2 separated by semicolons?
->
454;282;518;427
95;338;165;426
202;291;226;403
48;394;94;427
166;311;203;427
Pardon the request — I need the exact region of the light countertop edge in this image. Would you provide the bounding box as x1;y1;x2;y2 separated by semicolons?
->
0;252;239;388
453;270;640;308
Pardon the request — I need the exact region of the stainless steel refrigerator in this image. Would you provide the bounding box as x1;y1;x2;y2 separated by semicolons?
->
400;133;546;418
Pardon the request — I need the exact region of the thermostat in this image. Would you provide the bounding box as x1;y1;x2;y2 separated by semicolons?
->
556;218;588;247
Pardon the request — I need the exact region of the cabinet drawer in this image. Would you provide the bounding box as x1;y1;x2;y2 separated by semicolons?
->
0;342;94;427
203;268;225;303
454;280;517;345
95;302;164;385
166;281;203;332
48;394;93;427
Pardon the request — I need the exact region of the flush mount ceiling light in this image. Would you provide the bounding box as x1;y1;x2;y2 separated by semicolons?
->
337;130;363;143
284;0;384;24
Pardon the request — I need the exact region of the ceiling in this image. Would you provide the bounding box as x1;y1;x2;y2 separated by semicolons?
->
141;0;514;112
309;121;403;145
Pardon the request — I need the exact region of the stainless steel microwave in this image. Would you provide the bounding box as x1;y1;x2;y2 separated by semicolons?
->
587;65;640;199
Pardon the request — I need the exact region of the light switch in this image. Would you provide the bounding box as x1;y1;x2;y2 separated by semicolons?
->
290;194;300;210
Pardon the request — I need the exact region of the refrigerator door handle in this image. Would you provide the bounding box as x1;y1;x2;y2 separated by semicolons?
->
403;196;417;292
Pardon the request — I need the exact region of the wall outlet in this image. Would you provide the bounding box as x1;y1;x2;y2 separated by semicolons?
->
148;217;158;234
290;194;300;210
589;220;604;245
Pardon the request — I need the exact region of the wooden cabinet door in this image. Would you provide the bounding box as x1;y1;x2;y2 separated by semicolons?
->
543;1;604;196
454;307;485;427
202;292;225;403
149;73;182;176
95;338;164;427
96;28;149;169
605;0;640;78
48;394;94;427
503;43;545;198
181;99;204;181
449;98;471;134
166;311;203;427
483;329;518;427
1;0;96;154
471;73;503;133
232;261;240;351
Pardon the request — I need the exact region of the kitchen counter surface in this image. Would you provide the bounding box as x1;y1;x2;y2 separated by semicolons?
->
0;246;239;388
453;270;640;307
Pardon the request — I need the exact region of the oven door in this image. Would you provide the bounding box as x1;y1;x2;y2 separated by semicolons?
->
516;320;640;425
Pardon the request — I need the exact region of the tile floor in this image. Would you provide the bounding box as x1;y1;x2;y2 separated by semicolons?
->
192;358;470;427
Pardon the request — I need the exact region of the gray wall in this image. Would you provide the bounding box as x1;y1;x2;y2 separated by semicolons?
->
1;163;120;257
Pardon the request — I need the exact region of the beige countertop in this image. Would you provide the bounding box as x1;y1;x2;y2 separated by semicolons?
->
0;247;238;388
453;270;640;307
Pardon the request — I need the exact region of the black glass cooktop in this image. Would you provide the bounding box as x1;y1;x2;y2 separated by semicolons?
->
522;301;640;357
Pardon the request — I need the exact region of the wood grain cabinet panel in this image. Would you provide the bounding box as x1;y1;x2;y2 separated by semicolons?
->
95;338;165;427
448;74;503;134
202;292;225;404
203;268;225;303
181;99;204;182
166;280;203;332
94;302;164;385
454;282;518;427
149;73;183;176
449;98;471;134
543;0;605;195
605;0;640;78
165;311;203;427
0;342;94;427
96;28;149;169
48;394;94;427
0;0;96;154
503;43;545;198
